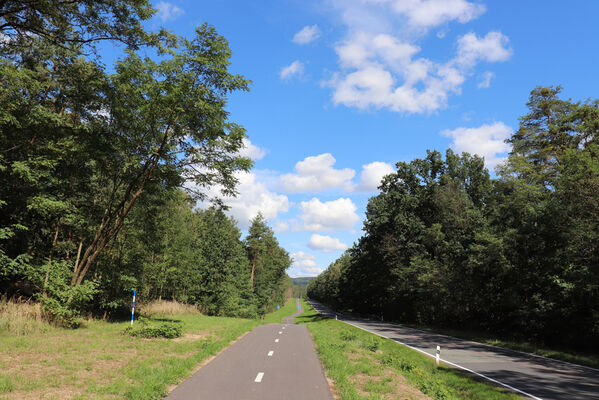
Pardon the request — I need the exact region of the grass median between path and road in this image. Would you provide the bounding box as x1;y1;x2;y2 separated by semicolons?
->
0;298;298;400
297;300;523;400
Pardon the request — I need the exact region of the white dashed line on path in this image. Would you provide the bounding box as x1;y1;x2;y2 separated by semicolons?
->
254;372;264;383
268;351;274;356
279;331;282;334
275;339;279;343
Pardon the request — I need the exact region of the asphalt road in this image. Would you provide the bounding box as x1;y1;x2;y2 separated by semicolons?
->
308;299;599;400
165;300;332;400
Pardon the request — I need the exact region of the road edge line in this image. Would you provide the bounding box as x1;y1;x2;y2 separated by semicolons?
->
308;300;543;400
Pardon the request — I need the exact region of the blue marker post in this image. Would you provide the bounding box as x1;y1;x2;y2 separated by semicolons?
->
130;289;136;326
277;305;280;310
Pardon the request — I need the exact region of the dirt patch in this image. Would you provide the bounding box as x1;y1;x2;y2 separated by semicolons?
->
172;331;209;342
352;370;431;400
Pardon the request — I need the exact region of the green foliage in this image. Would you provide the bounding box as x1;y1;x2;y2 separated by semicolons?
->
246;213;292;314
0;0;275;325
309;87;599;350
124;319;183;339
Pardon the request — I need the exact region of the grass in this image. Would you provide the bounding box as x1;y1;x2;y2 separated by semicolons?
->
139;300;200;317
0;297;298;399
0;297;51;336
297;300;524;400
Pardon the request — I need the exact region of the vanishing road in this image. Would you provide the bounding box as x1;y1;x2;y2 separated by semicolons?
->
308;299;599;400
166;299;332;400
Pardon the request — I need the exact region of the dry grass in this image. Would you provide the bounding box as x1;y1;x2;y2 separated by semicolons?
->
140;300;200;317
0;296;51;336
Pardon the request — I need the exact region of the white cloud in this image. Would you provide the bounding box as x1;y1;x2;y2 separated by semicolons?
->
280;60;304;80
278;153;355;193
354;161;395;192
299;198;359;232
308;234;348;253
441;122;512;169
385;0;486;29
195;171;289;229
156;2;184;22
477;71;494;89
293;25;320;44
455;31;512;67
273;221;290;234
291;251;323;277
323;1;511;114
238;138;267;161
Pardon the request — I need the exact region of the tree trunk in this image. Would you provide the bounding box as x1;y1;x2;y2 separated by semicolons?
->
43;225;60;293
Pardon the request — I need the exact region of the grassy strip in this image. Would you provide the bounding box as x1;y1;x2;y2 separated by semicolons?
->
297;300;523;400
0;298;298;399
262;298;298;324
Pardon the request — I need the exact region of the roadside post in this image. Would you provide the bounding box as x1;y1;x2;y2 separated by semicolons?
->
436;345;440;366
277;305;280;310
130;289;136;326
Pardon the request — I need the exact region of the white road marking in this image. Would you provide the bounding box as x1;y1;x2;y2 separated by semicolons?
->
282;326;286;329
254;372;264;383
279;331;282;334
307;301;543;400
275;338;279;343
268;351;274;356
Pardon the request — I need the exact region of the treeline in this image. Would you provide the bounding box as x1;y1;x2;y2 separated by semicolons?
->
0;1;291;325
309;87;599;349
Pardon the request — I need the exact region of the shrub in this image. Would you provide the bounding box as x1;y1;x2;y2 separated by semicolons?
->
124;320;182;339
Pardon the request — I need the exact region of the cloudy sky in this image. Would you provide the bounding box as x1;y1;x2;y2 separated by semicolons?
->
138;0;599;277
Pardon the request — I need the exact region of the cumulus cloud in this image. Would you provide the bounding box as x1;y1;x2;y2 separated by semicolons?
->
323;1;511;114
293;25;320;44
237;138;267;161
455;32;512;67
280;60;304;80
477;71;494;89
273;221;290;234
156;2;184;22
384;0;486;29
291;251;323;276
354;161;395;192
308;234;348;253
278;153;355;193
298;198;359;231
441;122;512;169
195;171;289;229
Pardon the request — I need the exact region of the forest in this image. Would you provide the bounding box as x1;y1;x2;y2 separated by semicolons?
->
308;87;599;350
0;1;292;326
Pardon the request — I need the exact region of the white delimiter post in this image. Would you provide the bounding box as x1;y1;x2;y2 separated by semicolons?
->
436;345;440;366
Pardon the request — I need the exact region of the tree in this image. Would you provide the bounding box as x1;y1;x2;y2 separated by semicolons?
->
0;0;158;50
245;214;291;314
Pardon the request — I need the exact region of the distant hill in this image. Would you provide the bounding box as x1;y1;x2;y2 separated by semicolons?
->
292;277;315;286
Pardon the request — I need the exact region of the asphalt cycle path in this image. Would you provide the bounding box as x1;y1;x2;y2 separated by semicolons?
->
165;299;332;400
308;299;599;400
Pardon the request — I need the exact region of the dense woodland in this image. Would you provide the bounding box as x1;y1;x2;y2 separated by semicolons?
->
309;87;599;350
0;1;291;325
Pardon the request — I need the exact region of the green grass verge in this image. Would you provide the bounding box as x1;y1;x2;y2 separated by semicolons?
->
297;300;524;400
0;298;299;400
262;298;298;324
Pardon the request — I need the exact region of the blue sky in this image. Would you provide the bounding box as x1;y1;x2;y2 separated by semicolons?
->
139;0;599;277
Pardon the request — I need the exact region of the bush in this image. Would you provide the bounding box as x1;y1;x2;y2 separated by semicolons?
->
124;320;182;339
